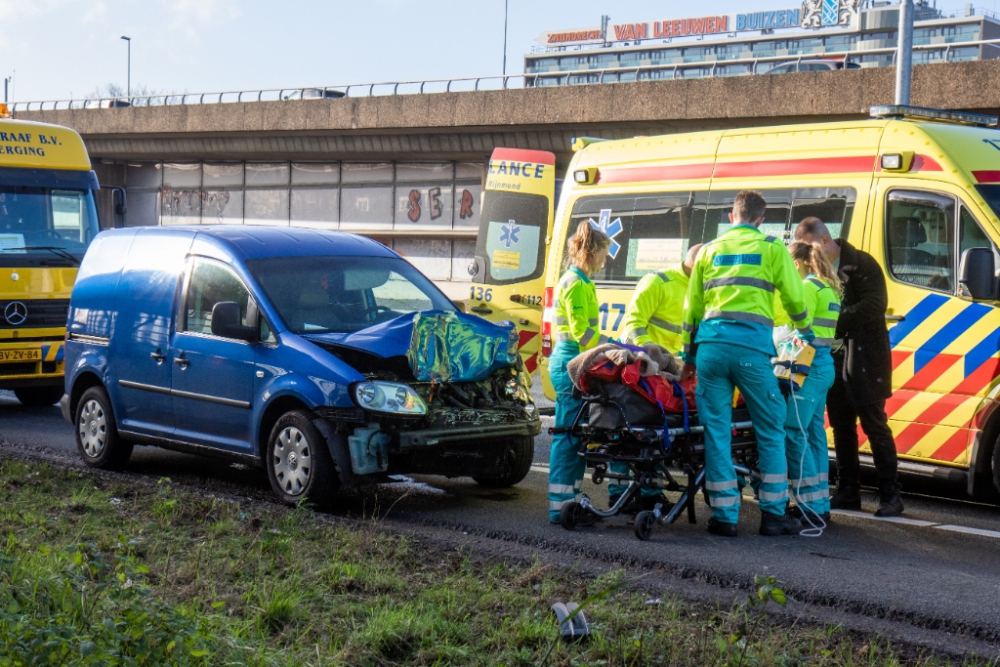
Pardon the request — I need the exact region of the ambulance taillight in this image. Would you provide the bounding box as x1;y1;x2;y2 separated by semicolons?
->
541;287;554;357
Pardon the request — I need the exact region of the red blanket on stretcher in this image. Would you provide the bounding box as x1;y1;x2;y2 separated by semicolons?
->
579;358;698;414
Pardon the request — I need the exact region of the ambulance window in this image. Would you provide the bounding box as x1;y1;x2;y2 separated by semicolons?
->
789;188;855;241
885;190;955;293
706;189;791;240
959;207;994;256
472;191;548;286
570;191;700;282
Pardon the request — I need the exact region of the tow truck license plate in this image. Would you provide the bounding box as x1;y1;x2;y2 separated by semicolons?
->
0;349;41;362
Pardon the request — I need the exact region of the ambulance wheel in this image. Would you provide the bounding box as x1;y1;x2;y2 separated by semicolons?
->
266;410;339;510
560;502;584;530
15;386;64;407
634;511;656;541
473;436;534;488
75;386;132;472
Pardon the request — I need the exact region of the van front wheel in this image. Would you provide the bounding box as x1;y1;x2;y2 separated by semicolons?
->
75;386;132;471
266;410;339;509
473;436;535;488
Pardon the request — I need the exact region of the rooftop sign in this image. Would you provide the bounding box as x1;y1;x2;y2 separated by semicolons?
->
534;0;861;47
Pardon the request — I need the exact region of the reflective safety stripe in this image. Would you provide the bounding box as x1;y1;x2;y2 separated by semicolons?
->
818;473;829;482
788;309;809;322
554;316;568;325
649;316;682;333
682;343;691;354
764;235;778;243
808;278;825;290
813;317;838;328
796;325;814;336
789;475;820;487
705;479;739;491
549;484;577;495
558;273;582;290
760;473;787;484
709;495;742;507
657;271;671;282
794;489;828;502
682;322;695;332
550;499;574;511
588;318;600;326
625;327;648;340
579;328;596;347
704;276;775;293
598;334;612;345
813;337;835;347
555;332;576;341
705;310;774;327
758;489;789;502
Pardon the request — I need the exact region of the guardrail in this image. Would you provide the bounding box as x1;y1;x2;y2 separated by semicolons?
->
10;39;1000;111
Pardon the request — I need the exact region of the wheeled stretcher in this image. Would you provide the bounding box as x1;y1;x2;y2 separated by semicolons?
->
551;374;760;541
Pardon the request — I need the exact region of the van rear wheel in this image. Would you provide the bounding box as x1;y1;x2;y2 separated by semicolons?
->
75;386;132;471
473;436;534;488
15;386;64;407
266;410;339;509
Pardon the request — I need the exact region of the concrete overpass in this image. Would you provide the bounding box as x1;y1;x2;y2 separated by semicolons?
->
15;59;1000;294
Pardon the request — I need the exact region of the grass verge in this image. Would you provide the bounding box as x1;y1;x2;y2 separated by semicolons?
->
0;455;992;666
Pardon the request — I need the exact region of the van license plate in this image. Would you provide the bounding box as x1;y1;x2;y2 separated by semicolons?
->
0;349;41;362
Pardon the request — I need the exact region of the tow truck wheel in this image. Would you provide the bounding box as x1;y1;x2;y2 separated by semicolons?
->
472;436;534;488
15;386;64;407
266;410;339;510
75;386;132;472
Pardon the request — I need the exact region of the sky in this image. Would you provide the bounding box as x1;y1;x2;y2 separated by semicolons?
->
0;0;973;102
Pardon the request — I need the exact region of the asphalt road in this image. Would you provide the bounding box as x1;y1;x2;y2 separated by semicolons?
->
3;389;1000;652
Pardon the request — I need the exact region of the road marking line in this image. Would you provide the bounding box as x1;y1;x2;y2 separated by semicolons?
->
831;510;938;527
530;465;550;474
933;524;1000;539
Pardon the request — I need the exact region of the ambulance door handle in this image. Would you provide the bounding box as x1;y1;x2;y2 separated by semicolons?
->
885;314;905;322
470;306;493;314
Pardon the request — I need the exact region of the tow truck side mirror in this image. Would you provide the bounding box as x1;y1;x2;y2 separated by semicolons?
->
959;247;996;300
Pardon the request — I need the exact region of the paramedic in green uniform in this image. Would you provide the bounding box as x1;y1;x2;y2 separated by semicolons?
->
783;241;841;523
607;243;703;511
681;191;812;537
548;221;612;524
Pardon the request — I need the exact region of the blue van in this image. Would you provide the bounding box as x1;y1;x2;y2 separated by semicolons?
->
62;227;540;507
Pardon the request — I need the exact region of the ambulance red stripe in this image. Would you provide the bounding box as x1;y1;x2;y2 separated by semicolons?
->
972;170;1000;183
928;428;970;462
713;155;876;178
490;148;555;165
597;163;714;184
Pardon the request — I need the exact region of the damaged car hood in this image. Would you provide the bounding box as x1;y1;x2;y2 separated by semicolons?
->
304;310;518;383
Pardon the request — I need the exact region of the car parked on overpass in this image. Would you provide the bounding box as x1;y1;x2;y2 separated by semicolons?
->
61;226;540;507
763;59;861;74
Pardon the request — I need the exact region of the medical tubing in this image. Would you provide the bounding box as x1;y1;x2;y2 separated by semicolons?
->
788;373;826;538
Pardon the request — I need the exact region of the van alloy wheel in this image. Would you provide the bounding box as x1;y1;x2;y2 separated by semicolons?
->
272;425;312;496
78;398;107;458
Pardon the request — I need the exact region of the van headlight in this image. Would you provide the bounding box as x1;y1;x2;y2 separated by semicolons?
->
353;381;427;415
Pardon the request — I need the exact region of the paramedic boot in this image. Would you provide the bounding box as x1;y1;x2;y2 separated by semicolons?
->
707;517;738;538
759;511;802;536
874;484;904;518
786;504;830;523
829;484;862;511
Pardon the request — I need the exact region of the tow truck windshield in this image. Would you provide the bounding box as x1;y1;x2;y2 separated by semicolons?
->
0;186;99;267
248;255;456;334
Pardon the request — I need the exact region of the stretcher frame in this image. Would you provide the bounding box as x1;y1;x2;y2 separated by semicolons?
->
551;386;759;540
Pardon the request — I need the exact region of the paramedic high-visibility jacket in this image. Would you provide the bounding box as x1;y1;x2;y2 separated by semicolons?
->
803;276;841;348
621;264;688;354
683;225;812;360
553;266;611;350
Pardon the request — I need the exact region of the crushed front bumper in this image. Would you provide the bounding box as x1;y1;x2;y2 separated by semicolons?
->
397;418;541;448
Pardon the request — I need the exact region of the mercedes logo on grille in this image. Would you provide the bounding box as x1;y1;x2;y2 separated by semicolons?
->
4;301;27;326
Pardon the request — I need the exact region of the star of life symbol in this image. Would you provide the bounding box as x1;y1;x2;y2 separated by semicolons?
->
588;209;623;259
499;219;520;248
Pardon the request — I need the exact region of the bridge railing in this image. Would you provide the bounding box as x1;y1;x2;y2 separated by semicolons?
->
11;39;1000;112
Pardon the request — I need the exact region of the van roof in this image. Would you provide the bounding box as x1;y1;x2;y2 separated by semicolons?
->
0;118;91;171
139;225;398;261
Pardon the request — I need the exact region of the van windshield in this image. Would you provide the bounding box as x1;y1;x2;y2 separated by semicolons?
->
246;255;456;334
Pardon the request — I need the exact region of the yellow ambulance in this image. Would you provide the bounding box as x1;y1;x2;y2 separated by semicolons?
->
0;110;101;406
469;148;557;376
537;106;1000;497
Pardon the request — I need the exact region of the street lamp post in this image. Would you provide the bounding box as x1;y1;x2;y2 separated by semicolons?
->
895;0;914;105
502;0;509;76
120;36;131;100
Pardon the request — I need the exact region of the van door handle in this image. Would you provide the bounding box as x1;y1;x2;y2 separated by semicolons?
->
885;314;905;322
470;306;492;314
150;349;166;362
173;355;190;369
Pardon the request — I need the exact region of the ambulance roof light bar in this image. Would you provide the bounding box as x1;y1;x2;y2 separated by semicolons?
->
870;105;998;128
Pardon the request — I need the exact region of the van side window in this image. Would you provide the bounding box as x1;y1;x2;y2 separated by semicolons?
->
885;190;955;292
184;258;252;336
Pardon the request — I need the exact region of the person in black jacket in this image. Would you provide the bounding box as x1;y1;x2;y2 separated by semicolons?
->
794;218;903;517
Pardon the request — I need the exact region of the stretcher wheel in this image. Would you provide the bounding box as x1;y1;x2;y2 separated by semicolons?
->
634;511;656;541
560;502;584;530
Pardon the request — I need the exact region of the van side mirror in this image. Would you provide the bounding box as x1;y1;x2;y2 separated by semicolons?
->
959;247;996;300
211;302;257;342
